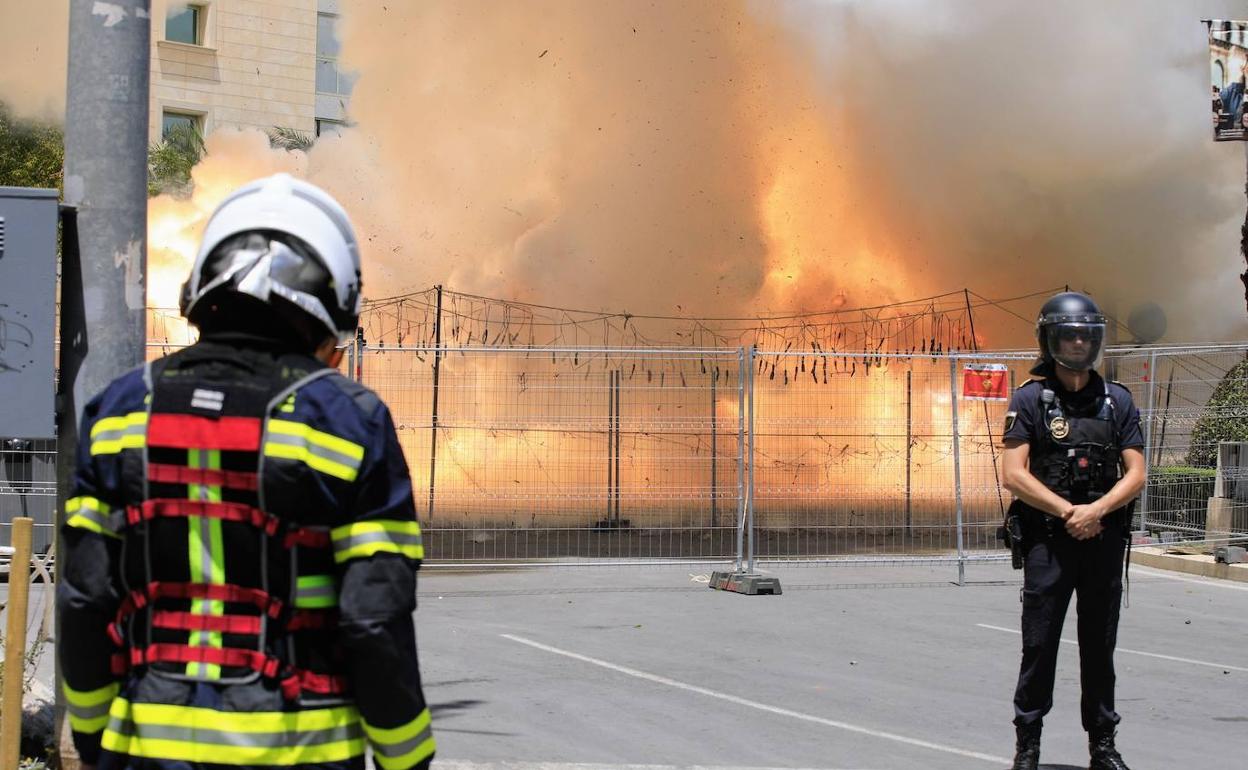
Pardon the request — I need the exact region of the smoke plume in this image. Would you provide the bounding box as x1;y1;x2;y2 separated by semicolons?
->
4;0;1248;344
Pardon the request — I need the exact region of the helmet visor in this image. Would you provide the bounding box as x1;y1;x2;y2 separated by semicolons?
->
1044;322;1104;371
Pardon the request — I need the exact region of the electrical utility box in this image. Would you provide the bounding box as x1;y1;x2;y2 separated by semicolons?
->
0;187;58;440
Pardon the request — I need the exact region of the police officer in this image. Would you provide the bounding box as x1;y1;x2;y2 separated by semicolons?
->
1001;292;1145;770
58;174;436;770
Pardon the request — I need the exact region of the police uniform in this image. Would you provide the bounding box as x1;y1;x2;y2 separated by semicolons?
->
1003;369;1143;736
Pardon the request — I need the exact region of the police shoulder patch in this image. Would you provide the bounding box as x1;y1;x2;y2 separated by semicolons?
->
1004;411;1017;433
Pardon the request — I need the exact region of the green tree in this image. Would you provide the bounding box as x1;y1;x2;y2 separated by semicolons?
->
268;126;314;152
1185;354;1248;467
0;102;64;191
147;122;205;196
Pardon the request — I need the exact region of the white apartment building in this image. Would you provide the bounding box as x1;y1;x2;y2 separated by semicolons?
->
149;0;352;143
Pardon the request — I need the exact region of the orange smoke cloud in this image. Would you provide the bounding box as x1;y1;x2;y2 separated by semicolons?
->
135;0;1248;345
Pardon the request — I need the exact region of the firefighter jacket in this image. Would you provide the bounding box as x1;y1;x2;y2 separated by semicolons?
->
57;337;435;769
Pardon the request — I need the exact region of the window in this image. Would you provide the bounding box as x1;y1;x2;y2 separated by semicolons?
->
316;12;354;95
316;119;347;138
165;5;204;45
162;111;202;139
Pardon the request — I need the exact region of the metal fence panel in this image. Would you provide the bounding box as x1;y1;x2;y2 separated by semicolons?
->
0;438;57;553
1112;345;1248;540
9;341;1245;567
746;350;1036;567
358;347;747;564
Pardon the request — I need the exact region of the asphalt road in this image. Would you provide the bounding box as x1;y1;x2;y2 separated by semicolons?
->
14;561;1246;769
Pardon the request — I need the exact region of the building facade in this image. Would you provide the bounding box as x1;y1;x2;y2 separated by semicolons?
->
149;0;352;143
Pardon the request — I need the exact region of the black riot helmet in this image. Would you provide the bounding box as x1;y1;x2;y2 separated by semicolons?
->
1031;292;1106;375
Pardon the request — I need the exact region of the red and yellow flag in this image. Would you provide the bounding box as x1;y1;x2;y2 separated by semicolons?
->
962;363;1009;400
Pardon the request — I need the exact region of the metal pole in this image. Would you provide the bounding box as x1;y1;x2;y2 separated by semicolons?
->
63;0;150;408
427;285;443;520
735;347;746;572
1140;349;1159;530
905;368;912;539
347;329;356;381
614;369;622;524
964;290;1007;536
949;356;966;586
743;344;753;571
606;370;614;522
354;327;365;381
710;370;718;530
1156;367;1175;465
61;6;150;766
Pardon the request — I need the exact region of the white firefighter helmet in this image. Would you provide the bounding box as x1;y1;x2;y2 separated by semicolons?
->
180;173;362;343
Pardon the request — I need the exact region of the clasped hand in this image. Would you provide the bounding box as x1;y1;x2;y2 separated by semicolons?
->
1062;503;1104;540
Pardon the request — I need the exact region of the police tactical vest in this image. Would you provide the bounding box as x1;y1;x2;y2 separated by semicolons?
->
107;346;351;703
1030;378;1122;505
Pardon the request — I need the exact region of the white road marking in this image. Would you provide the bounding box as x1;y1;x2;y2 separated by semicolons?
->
439;758;878;763
501;634;1009;765
1129;566;1248;592
975;624;1248;672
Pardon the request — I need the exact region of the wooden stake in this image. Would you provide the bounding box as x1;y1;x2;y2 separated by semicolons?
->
1;517;35;767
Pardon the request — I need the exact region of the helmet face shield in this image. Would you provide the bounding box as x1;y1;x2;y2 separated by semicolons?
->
185;232;357;343
1044;322;1104;371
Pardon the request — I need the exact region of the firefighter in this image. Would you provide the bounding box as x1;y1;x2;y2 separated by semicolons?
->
57;173;435;770
1001;291;1145;770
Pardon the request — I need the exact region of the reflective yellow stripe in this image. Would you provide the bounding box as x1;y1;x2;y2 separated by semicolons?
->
264;419;364;482
363;709;436;769
65;496;120;539
263;441;358;481
64;681;119;734
331;520;424;563
268;420;364;461
89;411;148;455
89;412;148;439
294;574;338;609
186;449;225;680
101;698;365;765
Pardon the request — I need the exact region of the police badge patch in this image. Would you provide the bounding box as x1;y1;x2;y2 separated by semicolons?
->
1049;416;1070;439
1004;411;1017;433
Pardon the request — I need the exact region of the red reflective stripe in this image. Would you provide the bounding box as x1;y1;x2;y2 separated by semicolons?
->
151;610;263;635
286;609;338;631
128;499;279;536
146;414;263;451
148;462;258;491
131;643;272;673
291;669;347;695
130;644;346;699
283;528;331;549
116;582;282;624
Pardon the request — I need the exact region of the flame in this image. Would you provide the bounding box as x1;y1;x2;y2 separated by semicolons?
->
146;129;310;314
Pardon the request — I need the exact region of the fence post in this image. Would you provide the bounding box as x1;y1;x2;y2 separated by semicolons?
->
747;345;758;573
1140;349;1159;531
711;370;717;530
905;369;913;539
949;356;966;585
734;347;747;572
427;286;443;521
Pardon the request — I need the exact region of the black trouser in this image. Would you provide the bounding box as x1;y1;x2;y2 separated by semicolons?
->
1013;520;1125;732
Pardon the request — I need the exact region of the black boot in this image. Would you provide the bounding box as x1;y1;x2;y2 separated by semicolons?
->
1012;724;1041;770
1089;728;1131;770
